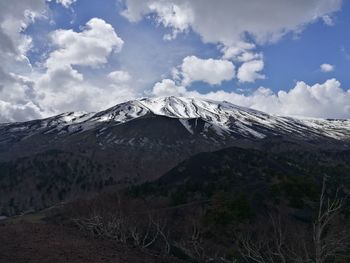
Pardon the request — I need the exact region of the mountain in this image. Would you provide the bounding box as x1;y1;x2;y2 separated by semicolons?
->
2;97;350;152
1;96;350;216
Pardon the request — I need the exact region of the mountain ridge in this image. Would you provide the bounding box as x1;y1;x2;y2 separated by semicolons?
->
2;96;350;142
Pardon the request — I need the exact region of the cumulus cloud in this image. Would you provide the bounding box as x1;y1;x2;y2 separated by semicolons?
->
148;2;194;40
0;101;42;123
320;63;335;72
0;0;47;122
122;0;341;84
221;42;256;60
0;71;41;122
0;0;46;73
108;70;131;83
0;2;138;122
178;56;235;86
122;0;341;45
35;18;129;114
47;18;124;68
54;0;76;8
0;0;45;45
151;78;350;119
152;79;187;96
237;60;265;83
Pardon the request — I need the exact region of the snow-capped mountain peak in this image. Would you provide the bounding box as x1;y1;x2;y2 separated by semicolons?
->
90;96;350;140
1;96;350;144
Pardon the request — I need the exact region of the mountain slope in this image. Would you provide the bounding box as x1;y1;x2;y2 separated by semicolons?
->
1;96;350;216
1;97;350;149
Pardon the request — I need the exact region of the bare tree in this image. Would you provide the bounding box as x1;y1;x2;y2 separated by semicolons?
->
74;211;170;253
73;213;130;243
313;176;349;263
176;219;207;261
236;213;291;263
237;176;350;263
129;214;159;249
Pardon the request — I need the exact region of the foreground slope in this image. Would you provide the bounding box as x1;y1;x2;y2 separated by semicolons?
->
65;146;350;262
0;221;183;263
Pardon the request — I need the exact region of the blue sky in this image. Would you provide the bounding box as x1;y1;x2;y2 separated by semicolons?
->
263;3;350;91
0;0;349;122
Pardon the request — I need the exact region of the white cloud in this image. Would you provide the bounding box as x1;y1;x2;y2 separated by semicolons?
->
122;0;341;45
221;42;263;66
35;18;131;114
122;0;341;85
54;0;76;8
237;60;265;83
120;0;150;22
151;78;350;119
148;2;194;40
47;18;124;68
320;63;335;72
267;79;350;118
152;79;187;96
108;70;131;83
0;7;139;122
322;15;335;26
179;56;235;85
221;42;256;60
0;0;47;122
0;100;42;123
236;52;263;63
0;0;46;71
37;65;83;91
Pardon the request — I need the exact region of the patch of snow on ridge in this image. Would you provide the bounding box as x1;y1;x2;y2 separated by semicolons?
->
89;101;149;123
300;119;350;139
